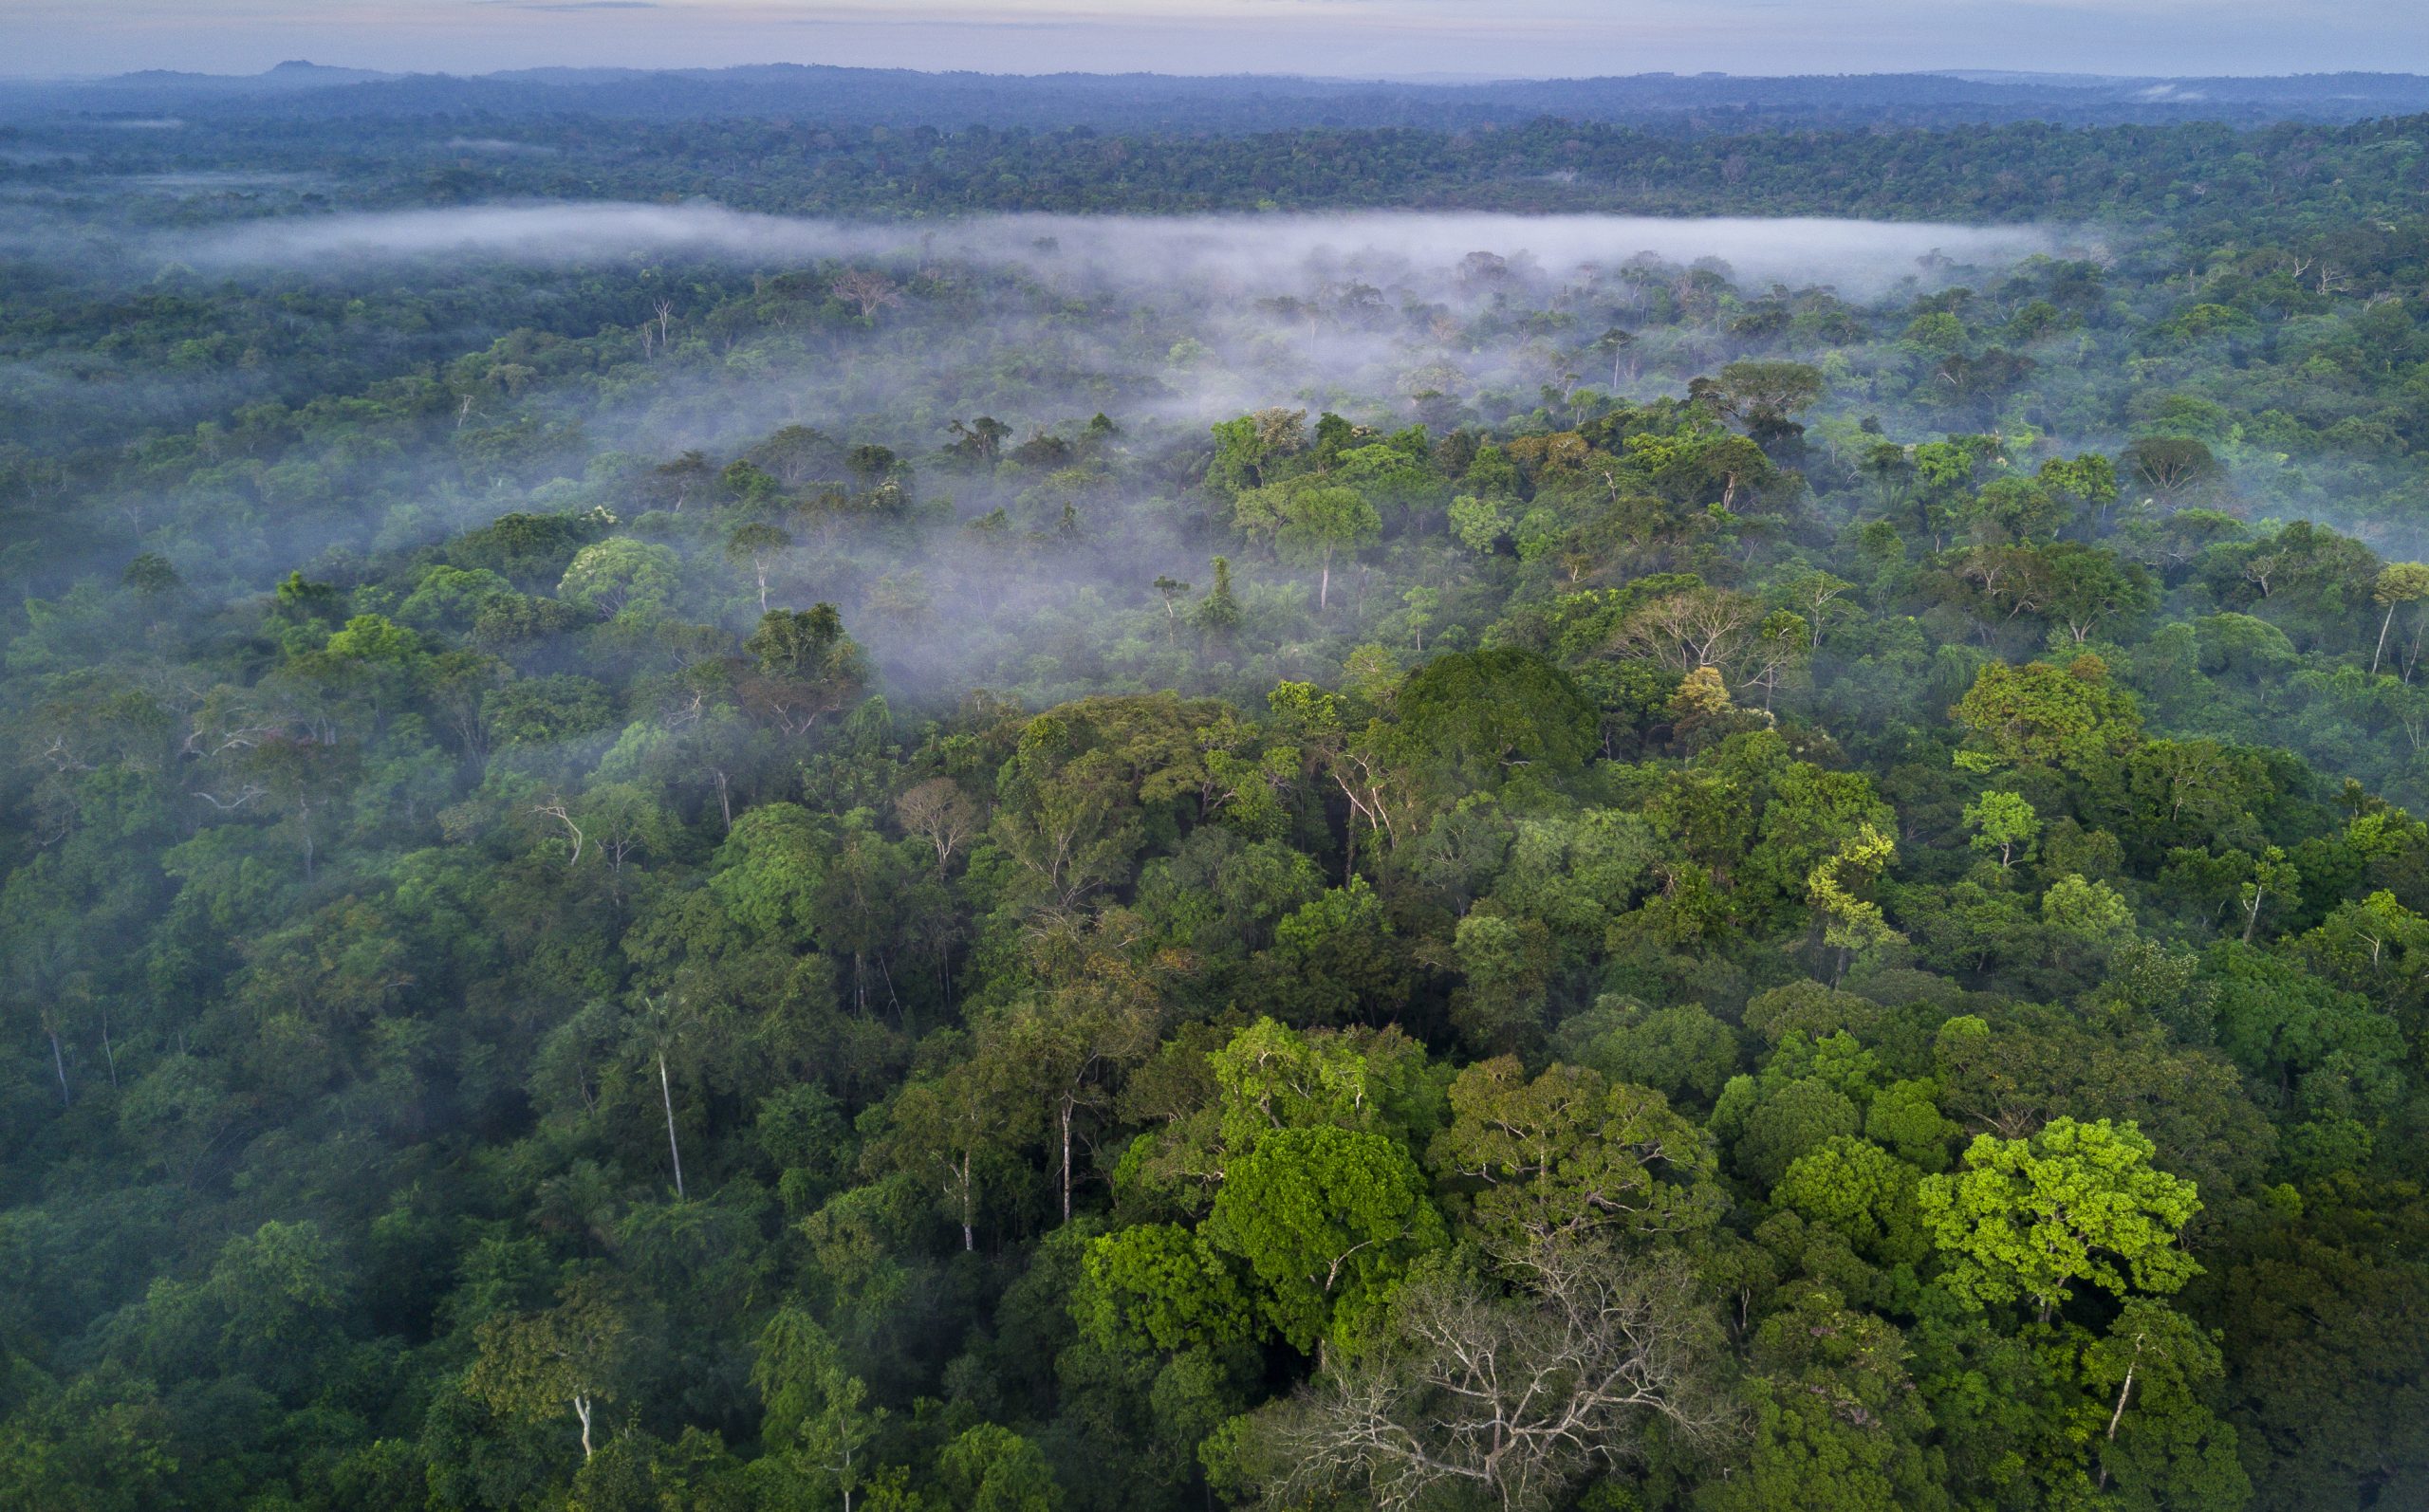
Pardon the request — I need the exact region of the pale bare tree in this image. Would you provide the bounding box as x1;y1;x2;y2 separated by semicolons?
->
895;777;980;876
1238;1245;1734;1512
830;268;902;321
535;796;584;868
1607;587;1761;674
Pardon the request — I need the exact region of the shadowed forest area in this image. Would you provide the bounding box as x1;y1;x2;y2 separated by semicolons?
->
2;76;2428;1512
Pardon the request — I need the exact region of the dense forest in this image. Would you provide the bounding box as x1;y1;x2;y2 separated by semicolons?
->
15;64;2429;134
2;83;2428;1512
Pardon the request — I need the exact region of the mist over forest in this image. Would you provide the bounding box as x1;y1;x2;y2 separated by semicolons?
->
3;61;2429;1512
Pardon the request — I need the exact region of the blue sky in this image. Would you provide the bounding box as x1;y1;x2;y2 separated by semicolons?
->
7;0;2426;81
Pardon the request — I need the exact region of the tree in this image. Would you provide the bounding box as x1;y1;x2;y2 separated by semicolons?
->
1450;493;1511;555
1203;1124;1444;1352
0;1362;178;1512
936;1424;1063;1512
1700;1283;1947;1512
466;1275;634;1464
879;1050;1024;1250
725;523;792;614
995;961;1160;1222
1713;360;1826;429
1774;568;1856;655
1150;574;1191;641
894;777;979;876
1233;1247;1730;1512
2065;1299;2251;1508
2119;436;2222;503
1951;655;2142;775
630;994;692;1198
1207;408;1307;496
1919;1117;2201;1323
1591;326;1637;388
1429;1058;1722;1250
1963;790;2039;870
559;538;679;618
1077;1224;1259;1357
1275;485;1381;614
1400;585;1439;652
1774;1137;1932;1267
742;604;869;736
753;1307;883;1512
1196;556;1242;639
1399;647;1597;790
1807;822;1901;981
1610;586;1763;675
2238;844;2298;944
2036;542;2156;644
2039;452;2122;531
121;552;179;602
948;415;1012;465
830;267;902;320
2370;562;2429;675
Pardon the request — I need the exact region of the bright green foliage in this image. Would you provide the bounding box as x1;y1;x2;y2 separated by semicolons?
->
1806;821;1901;968
1775;1136;1931;1267
1450;493;1511;554
1202;1124;1445;1351
2040;873;2135;946
936;1425;1063;1512
1724;1076;1863;1189
1206;1016;1440;1151
1863;1079;1959;1172
1963;789;2039;869
1919;1118;2201;1319
1076;1225;1256;1355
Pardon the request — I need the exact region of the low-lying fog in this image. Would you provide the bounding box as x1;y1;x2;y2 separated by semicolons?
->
179;203;2072;301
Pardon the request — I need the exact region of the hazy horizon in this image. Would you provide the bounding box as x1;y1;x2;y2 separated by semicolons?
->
7;0;2425;84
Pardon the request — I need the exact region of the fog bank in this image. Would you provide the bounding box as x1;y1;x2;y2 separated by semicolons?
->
181;205;2073;299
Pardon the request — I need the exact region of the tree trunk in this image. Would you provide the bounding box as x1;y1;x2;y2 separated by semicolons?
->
2375;602;2397;675
2105;1337;2144;1441
959;1153;975;1251
1060;1097;1075;1224
575;1392;595;1462
659;1051;686;1200
48;1029;68;1107
1319;552;1331;614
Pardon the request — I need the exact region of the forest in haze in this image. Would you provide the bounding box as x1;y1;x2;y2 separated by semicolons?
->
2;71;2428;1512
